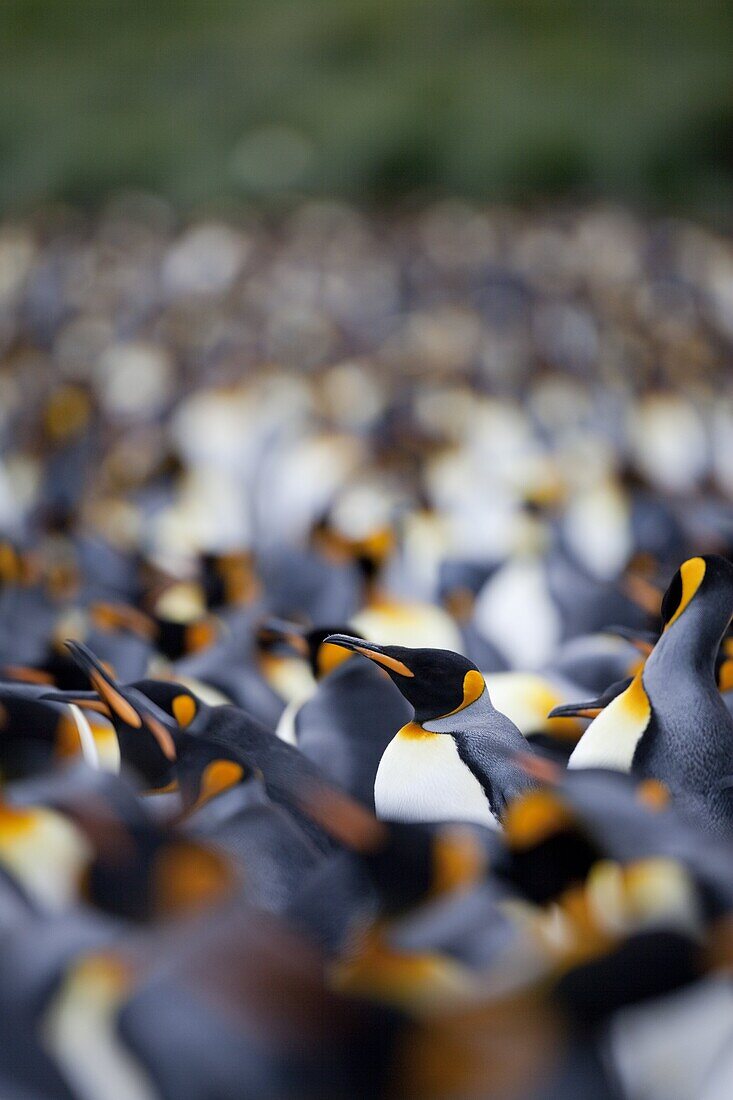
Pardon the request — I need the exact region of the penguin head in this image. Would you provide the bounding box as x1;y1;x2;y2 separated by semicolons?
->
258;618;363;681
660;554;733;641
154;615;220;661
126;679;209;733
325;635;485;724
200;550;259;609
42;642;178;788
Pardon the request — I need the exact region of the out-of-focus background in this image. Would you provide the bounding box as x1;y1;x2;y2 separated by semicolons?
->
1;0;733;596
3;0;733;214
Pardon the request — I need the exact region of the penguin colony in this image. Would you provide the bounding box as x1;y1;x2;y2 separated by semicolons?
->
1;202;733;1098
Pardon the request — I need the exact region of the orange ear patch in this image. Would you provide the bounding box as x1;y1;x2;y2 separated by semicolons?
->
186;619;218;653
172;693;197;727
56;714;82;759
442;669;485;717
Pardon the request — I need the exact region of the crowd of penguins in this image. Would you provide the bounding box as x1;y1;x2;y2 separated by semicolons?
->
2;202;733;1097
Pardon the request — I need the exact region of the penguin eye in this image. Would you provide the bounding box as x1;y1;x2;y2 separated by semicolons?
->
660;569;682;626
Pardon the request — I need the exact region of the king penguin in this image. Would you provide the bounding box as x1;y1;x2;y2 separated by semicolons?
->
565;555;733;836
326;635;534;828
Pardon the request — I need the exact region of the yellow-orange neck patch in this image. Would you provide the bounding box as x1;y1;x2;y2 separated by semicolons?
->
621;671;652;724
664;557;706;630
397;721;439;741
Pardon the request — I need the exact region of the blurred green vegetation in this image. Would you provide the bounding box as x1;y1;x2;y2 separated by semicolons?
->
1;0;732;213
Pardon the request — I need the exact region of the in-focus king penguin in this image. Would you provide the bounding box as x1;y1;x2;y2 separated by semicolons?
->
566;555;733;836
326;636;533;828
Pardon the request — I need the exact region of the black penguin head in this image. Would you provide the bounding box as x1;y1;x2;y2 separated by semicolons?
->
661;555;733;638
258;618;363;680
154;615;220;661
42;642;178;787
325;635;486;724
127;679;207;732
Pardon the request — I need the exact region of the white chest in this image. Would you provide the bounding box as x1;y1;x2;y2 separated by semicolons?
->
374;731;499;828
567;680;650;772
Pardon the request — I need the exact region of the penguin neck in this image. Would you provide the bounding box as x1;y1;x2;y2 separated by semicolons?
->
644;604;726;694
420;689;497;735
418;689;525;811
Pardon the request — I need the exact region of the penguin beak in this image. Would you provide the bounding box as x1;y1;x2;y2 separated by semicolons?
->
257;618;309;657
325;635;415;678
61;640;177;761
547;700;604;720
40;688;112;717
547;675;632;721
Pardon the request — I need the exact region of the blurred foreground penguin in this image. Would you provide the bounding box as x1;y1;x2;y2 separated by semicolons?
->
562;555;733;836
326;636;533;828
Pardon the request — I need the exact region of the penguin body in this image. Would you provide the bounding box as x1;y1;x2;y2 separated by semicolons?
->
177;738;322;913
187;783;321;914
0;908;116;1100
